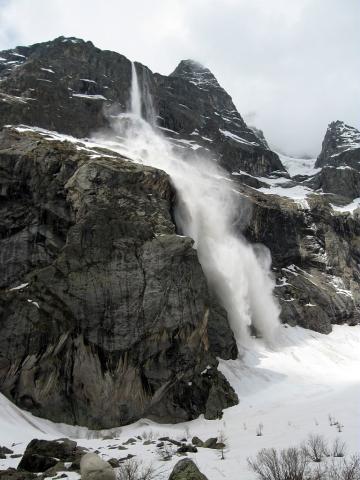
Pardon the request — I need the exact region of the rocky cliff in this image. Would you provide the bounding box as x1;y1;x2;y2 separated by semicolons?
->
0;36;359;428
234;119;360;333
309;121;360;200
0;126;237;428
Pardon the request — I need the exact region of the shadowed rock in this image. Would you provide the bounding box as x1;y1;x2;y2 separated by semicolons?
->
0;127;238;428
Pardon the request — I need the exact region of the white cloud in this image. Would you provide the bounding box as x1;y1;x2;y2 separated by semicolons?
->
0;0;359;156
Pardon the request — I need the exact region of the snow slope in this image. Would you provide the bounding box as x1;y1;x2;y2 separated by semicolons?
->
277;152;320;177
1;325;360;480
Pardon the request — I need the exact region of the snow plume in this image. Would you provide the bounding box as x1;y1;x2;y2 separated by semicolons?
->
94;63;280;347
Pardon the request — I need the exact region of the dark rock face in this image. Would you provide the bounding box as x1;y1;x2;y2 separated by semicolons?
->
311;121;360;200
0;127;237;428
169;459;208;480
309;166;360;200
238;184;360;333
249;126;270;149
227;120;360;334
316;121;360;168
0;38;284;177
0;37;132;137
154;59;284;176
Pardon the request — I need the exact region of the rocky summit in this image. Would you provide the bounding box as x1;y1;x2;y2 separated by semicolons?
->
0;36;359;429
309;121;360;200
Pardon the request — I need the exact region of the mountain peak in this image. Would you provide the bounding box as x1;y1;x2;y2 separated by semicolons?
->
53;36;87;45
325;120;360;154
316;120;360;167
170;59;221;90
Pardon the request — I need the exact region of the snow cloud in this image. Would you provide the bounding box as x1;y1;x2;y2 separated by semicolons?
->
0;0;359;156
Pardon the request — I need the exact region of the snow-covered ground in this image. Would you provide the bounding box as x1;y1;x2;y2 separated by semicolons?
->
1;324;359;480
331;198;360;214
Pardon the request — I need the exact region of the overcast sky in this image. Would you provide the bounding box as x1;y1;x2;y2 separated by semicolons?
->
0;0;359;156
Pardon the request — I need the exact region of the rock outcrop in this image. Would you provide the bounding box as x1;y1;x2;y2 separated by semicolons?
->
235;174;360;334
316;120;360;168
0;127;237;428
310;121;360;200
155;59;284;176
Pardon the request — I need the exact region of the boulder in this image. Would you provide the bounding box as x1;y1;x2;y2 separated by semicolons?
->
191;437;204;447
122;439;137;445
0;469;36;480
20;439;77;462
80;453;115;480
17;439;82;473
17;454;57;473
107;459;120;468
177;444;198;454
169;459;208;480
203;438;218;449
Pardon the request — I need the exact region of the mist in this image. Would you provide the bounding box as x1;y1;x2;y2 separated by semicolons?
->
93;63;281;346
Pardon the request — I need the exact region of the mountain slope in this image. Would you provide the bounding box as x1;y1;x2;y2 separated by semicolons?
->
1;36;360;432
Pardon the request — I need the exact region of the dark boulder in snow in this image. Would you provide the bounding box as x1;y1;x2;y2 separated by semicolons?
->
0;470;36;480
169;459;208;480
17;438;82;472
